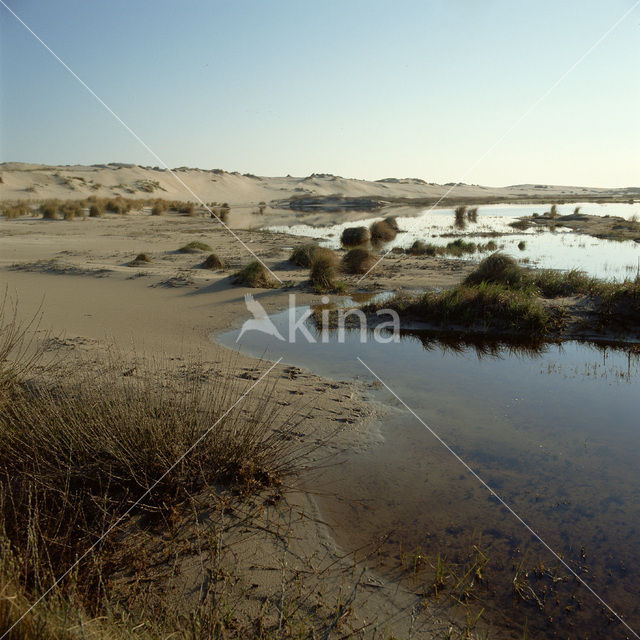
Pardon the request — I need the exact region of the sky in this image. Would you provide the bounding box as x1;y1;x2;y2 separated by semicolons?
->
1;0;638;187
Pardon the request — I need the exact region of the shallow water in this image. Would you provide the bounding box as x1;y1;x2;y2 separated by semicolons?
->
217;306;640;638
265;202;640;280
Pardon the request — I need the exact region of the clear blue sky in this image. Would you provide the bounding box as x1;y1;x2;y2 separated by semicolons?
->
1;0;638;186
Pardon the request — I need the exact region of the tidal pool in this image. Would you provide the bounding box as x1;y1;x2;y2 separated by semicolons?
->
264;202;640;281
217;304;640;638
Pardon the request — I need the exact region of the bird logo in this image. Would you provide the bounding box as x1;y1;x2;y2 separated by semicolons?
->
237;294;285;342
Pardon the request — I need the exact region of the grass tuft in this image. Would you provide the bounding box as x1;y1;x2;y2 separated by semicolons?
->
178;241;213;254
233;261;279;288
342;248;377;274
370;219;397;242
341;226;370;247
201;253;226;270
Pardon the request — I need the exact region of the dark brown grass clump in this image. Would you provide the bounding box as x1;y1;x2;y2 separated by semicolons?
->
310;254;339;292
233;260;279;288
289;243;335;268
370;219;397;242
178;241;213;254
341;226;370;247
342;248;377;275
201;253;226;270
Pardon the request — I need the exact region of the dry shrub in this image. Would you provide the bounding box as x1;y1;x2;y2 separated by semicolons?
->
201;253;226;270
342;248;377;275
341;226;370;247
233;261;279;288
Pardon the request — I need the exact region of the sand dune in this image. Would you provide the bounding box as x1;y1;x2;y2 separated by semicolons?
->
1;162;636;207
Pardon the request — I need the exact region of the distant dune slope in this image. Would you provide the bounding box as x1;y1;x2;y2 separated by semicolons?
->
0;162;637;207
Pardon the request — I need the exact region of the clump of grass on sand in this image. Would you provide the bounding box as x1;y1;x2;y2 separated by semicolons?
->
1;202;31;219
89;202;105;217
178;240;213;254
151;200;167;216
40;200;59;220
342;248;377;275
233;260;279;288
60;201;83;221
289;243;334;268
201;253;226;270
128;253;152;267
341;226;370;247
309;253;342;293
370;219;397;242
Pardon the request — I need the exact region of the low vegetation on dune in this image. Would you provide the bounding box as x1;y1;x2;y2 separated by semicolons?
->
39;200;60;220
89;202;104;217
201;252;226;270
0;300;305;639
234;260;279;288
341;247;377;275
1;202;31;219
341;226;370;247
177;240;213;254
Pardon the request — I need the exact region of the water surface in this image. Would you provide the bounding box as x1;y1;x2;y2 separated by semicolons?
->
217;306;640;638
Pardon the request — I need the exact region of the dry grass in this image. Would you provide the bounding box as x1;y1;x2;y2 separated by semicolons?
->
89;203;104;218
0;300;302;638
1;202;31;219
309;254;341;292
178;241;213;254
341;248;377;275
233;261;279;288
128;253;152;267
289;244;335;268
201;253;226;270
340;226;370;247
370;219;397;242
39;201;59;220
